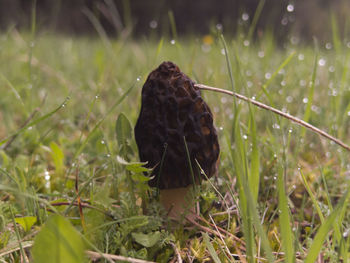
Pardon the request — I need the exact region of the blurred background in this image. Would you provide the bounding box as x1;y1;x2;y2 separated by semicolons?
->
0;0;350;43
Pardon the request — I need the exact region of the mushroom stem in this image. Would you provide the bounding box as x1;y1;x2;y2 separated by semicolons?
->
159;185;196;220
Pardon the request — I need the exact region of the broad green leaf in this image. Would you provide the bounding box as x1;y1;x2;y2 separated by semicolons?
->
131;231;161;247
202;233;222;263
115;112;132;145
15;216;37;232
50;142;64;174
32;215;86;263
117;156;149;173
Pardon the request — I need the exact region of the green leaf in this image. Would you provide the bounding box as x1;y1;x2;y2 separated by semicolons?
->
202;233;222;263
32;215;86;263
117;156;149;173
50;142;64;174
131;231;161;247
116;112;132;145
15;216;37;232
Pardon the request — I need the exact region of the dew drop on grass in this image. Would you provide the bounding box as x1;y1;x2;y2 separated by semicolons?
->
325;43;332;50
347;111;350;116
278;68;285;75
281;17;288;26
289;128;293;133
272;123;280;129
318;58;326;66
302;97;308;103
219;127;223;131
243;134;248;140
251;95;256;100
247;81;253;87
273;153;277;158
216;24;223;31
136;76;141;82
287;4;294;12
170;39;176;45
44;170;50;181
243;40;250;46
281;80;286;86
221;97;227;104
101;140;105;144
298;53;304;60
149;20;158;29
27;126;33;130
106;154;111;158
258;51;265;58
297;167;301;171
221;49;226;55
265;72;271;79
242;13;249;21
95;94;99;99
328;66;335;72
286;96;293;103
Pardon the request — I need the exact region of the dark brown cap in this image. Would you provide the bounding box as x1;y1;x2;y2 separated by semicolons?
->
134;61;220;189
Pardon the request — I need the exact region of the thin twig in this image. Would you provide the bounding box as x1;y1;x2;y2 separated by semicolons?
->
86;250;156;263
170;242;183;263
195;83;350;152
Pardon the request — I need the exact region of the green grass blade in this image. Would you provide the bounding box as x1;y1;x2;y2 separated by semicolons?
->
299;168;325;223
247;0;266;41
277;165;295;263
301;52;318;138
304;184;350;263
202;233;222;263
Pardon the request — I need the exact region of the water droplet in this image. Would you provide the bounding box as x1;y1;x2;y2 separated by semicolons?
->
62;104;66;108
136;76;141;82
149;20;158;29
242;13;249;21
281;80;286;86
221;49;226;55
298;54;304;60
302;97;308;104
243;40;250;46
328;66;335;73
325;43;332;50
246;70;252;76
243;134;248;140
170;39;176;45
343;231;349;238
27;126;33;130
258;51;265;58
201;44;211;53
101;140;105;144
289;129;293;133
44;170;50;181
272;123;280;129
347;111;350;116
72;162;76;167
297;167;301;171
281;17;288;26
95;94;99;99
251;96;256;100
278;69;285;75
286;96;293;103
216;24;223;31
247;81;253;88
287;4;294;12
219;127;223;131
274;154;277;158
265;72;271;79
273;176;277;180
30;41;35;48
318;58;326;66
106;154;111;158
221;97;227;104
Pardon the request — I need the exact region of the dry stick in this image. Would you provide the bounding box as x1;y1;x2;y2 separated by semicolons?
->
196;84;350;152
86;250;156;263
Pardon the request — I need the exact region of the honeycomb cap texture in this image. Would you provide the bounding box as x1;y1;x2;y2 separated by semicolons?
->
134;61;220;189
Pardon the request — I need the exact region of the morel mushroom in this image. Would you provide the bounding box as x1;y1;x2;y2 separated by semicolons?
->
134;61;220;218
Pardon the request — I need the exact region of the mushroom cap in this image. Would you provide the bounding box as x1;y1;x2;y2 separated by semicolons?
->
134;61;220;189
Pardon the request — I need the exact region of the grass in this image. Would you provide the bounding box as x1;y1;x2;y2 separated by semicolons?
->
0;25;350;262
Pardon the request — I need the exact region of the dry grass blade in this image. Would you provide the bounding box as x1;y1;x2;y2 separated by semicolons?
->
86;250;156;263
196;83;350;152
